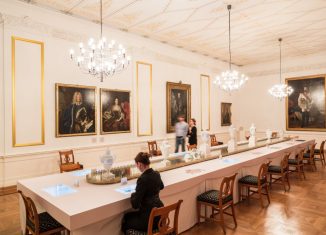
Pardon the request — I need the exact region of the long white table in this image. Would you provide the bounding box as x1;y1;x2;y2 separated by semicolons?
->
17;139;314;235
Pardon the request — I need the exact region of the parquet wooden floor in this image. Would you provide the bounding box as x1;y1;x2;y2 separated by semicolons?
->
0;165;325;235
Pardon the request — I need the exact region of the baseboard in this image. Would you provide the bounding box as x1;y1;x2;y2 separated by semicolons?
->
0;185;17;196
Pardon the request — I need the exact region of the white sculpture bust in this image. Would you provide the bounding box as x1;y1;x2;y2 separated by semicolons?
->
250;123;256;137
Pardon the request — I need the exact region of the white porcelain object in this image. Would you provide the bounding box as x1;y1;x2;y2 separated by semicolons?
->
248;123;256;148
160;140;171;160
228;125;237;152
100;148;116;171
266;129;272;144
199;131;210;156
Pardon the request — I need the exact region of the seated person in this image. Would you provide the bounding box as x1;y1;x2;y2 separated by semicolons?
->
121;152;164;234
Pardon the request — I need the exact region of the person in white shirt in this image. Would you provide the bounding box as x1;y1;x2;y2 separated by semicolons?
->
175;115;189;152
298;87;313;127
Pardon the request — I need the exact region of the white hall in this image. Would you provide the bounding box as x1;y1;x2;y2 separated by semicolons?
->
0;1;326;235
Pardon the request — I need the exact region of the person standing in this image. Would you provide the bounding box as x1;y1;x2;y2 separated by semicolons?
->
187;118;197;146
175;115;189;152
298;87;313;127
121;152;164;234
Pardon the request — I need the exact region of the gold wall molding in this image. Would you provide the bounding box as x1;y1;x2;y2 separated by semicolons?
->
12;36;45;147
136;61;153;136
200;74;210;131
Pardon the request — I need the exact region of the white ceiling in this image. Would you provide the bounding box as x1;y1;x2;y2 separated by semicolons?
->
22;0;326;65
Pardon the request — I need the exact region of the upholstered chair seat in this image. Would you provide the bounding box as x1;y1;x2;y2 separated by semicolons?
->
238;175;266;186
197;189;233;205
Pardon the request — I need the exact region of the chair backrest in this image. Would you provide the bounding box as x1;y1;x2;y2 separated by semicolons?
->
309;143;317;159
258;162;271;186
18;190;40;234
187;144;197;151
320;140;325;154
148;200;183;235
148;141;158;153
297;148;305;163
281;152;290;171
59;150;75;165
210;134;217;146
219;173;237;206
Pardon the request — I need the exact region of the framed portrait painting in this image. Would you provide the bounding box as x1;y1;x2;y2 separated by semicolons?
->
56;83;96;137
221;102;232;126
286;75;326;131
166;82;191;133
100;89;131;134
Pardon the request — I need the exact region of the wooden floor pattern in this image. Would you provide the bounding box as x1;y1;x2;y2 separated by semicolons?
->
1;164;326;235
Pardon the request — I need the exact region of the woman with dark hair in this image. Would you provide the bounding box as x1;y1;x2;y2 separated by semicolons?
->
187;118;197;146
121;152;164;234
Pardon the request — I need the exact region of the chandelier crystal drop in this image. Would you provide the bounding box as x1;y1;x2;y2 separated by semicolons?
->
213;5;248;92
69;0;131;82
268;38;293;100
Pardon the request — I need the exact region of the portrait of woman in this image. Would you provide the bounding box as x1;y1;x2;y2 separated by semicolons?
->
56;84;96;137
101;89;131;134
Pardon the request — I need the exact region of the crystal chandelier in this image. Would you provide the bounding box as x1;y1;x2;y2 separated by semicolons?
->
69;0;131;82
268;38;293;99
213;5;248;92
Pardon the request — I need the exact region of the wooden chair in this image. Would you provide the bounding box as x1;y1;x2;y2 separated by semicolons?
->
268;153;291;192
147;141;162;157
126;200;183;235
288;148;306;180
314;140;326;166
197;173;237;234
303;143;317;171
210;135;223;147
59;150;83;173
187;144;197;151
18;190;69;235
238;162;271;208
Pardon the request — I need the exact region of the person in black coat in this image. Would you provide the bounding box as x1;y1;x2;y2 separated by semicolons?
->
121;152;164;234
187;118;197;146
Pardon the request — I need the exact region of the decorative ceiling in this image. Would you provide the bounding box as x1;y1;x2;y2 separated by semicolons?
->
22;0;326;65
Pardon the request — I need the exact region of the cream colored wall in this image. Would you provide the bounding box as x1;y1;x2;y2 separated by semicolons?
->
233;51;326;144
0;0;236;186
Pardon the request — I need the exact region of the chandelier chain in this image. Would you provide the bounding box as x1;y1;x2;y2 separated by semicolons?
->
228;5;231;70
279;38;282;83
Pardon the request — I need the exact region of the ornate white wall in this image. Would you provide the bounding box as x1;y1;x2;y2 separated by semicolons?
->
0;0;236;187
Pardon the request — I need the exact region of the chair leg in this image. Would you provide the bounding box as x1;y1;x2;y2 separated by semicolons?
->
269;174;272;188
286;172;291;191
219;206;226;234
302;165;306;179
231;203;237;228
313;159;317;171
258;187;264;208
197;202;201;224
25;227;29;235
281;174;286;192
238;184;242;202
297;165;302;180
265;185;271;204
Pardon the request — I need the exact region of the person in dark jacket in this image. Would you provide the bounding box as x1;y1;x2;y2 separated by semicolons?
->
121;152;164;234
187;118;197;146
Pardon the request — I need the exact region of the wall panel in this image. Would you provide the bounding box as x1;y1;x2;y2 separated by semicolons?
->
200;74;210;131
12;36;44;147
136;62;152;136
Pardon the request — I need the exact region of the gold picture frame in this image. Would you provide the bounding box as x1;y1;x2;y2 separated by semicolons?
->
56;83;97;137
100;89;131;134
166;82;191;133
286;74;326;131
221;102;232;126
